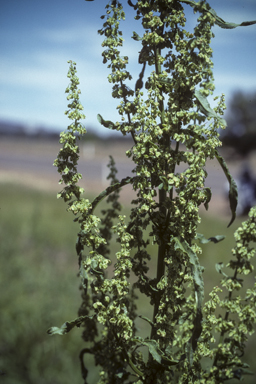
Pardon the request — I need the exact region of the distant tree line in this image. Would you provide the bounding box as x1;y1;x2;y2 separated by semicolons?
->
221;91;256;157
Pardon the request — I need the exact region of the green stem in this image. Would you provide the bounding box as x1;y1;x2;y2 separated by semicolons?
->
89;176;137;214
150;38;170;340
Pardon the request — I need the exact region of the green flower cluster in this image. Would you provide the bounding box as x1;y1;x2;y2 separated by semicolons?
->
54;60;86;202
197;207;256;383
49;1;256;383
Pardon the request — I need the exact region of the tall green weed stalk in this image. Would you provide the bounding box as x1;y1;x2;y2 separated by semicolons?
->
48;1;256;383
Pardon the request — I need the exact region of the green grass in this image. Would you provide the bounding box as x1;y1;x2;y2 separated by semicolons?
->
0;183;84;384
0;183;255;383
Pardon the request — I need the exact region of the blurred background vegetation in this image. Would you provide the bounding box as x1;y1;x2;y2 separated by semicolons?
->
221;91;256;158
1;90;256;383
1;180;256;383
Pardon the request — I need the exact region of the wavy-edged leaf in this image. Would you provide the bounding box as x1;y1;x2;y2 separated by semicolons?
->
47;315;92;335
97;114;115;129
132;338;179;366
91;176;136;212
173;237;204;364
76;235;84;255
132;31;142;41
195;90;227;127
196;233;225;244
138;315;154;326
215;262;228;277
128;0;137;10
143;340;161;363
180;0;256;29
232;368;254;379
215;149;238;227
204;187;212;210
209;8;256;29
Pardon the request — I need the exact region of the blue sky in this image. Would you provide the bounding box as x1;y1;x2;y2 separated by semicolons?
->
0;0;256;136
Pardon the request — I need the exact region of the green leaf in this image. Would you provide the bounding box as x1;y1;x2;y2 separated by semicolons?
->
215;262;228;277
132;31;142;41
143;340;162;363
232;368;254;380
47;316;91;335
76;236;84;255
208;235;225;244
138;315;154;326
97;114;115;129
180;0;256;29
209;8;256;29
173;237;204;363
158;176;168;191
215;150;238;227
90;176;133;212
132;339;179;365
204;187;212;210
196;233;225;244
194;90;227;127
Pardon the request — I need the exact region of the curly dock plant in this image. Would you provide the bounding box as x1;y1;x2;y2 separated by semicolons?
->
49;1;256;383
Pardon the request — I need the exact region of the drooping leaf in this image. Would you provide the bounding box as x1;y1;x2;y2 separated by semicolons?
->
132;31;142;41
173;237;204;364
208;235;225;244
97;114;115;129
143;340;162;363
47;316;92;335
215;150;238;227
76;236;84;255
128;0;137;10
90;176;136;213
132;338;179;366
232;368;254;380
196;233;225;244
215;262;228;277
209;8;256;29
194;90;227;127
180;0;256;29
203;187;212;210
138;315;154;326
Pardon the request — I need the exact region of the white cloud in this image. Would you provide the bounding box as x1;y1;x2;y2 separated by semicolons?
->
1;1;255;136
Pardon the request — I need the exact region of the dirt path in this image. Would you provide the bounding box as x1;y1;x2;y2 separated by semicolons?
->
1;136;255;219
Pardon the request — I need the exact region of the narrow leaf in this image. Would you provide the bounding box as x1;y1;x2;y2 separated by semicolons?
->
97;114;115;129
215;262;228;277
196;233;225;244
232;368;254;380
209;8;256;29
204;187;212;210
144;340;161;363
133;339;179;365
91;176;136;213
138;315;154;326
215;150;238;227
194;90;227;127
180;0;256;29
76;236;84;255
128;0;137;9
47;316;91;335
173;237;204;363
132;31;142;41
208;235;225;244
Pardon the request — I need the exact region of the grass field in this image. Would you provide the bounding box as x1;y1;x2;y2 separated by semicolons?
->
0;182;255;383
